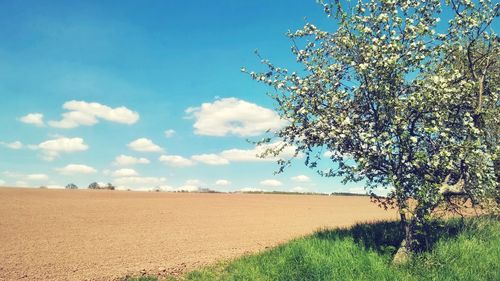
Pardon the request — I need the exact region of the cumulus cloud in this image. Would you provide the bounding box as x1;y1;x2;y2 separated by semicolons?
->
113;176;167;188
113;155;150;166
185;179;203;186
191;154;229;165
215;179;231;186
188;141;298;166
15;181;28;187
186;97;286;137
219;148;264;162
3;172;55;185
290;186;308;193
239;187;264;192
164;129;176;138
2;172;49;184
291;175;310;182
2;171;21;178
19;113;44;127
46;184;65;189
176;179;203;192
260;179;283;187
106;177;208;192
38;137;89;161
49;111;97;128
177;185;200;192
159;155;195;167
56;164;97;175
1;141;23;150
112;168;139;177
48;101;139;129
26;174;49;181
220;141;297;162
152;185;177;192
128;138;163;153
127;181;202;192
347;187;367;194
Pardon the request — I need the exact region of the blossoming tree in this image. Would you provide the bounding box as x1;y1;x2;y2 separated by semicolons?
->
248;0;499;260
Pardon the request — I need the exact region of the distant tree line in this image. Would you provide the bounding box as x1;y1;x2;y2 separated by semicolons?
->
64;182;116;190
88;182;115;190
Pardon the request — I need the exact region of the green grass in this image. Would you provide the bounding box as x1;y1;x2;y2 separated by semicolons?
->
126;277;160;281
126;216;500;281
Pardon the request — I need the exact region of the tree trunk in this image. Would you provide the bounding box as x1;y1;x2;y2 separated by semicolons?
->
393;212;413;264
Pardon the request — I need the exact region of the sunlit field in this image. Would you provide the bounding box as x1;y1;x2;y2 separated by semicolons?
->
0;188;396;280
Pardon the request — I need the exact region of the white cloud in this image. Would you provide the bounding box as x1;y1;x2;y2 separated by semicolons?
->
37;137;88;161
347;187;367;194
179;141;298;166
19;113;44;127
159;155;195;167
191;154;229;165
291;186;308;193
114;183;202;193
260;179;283;187
15;181;28;187
113;176;167;188
3;171;22;178
97;182;107;187
0;179;5;186
155;185;177;192
220;148;265;162
49;100;139;129
239;187;264;192
1;141;23;150
291;175;310;182
112;168;139;177
164;129;176;138
220;141;297;162
176;179;203;192
186;97;286;137
177;185;200;192
177;141;298;167
128;138;163;153
49;111;97;128
26;174;49;181
47;185;65;189
3;172;49;184
185;179;203;186
113;155;150;166
56;164;97;175
215;179;231;186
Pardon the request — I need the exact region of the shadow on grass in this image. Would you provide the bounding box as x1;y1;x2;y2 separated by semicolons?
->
313;219;466;256
125;217;499;281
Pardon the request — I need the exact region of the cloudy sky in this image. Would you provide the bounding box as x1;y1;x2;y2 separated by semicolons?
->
0;0;365;193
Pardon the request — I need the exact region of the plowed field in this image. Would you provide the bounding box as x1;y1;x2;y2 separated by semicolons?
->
0;188;396;280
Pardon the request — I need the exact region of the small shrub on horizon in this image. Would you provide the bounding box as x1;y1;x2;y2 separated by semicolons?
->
65;183;78;189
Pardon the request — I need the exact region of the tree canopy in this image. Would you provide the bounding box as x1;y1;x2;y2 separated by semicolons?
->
248;0;499;257
65;183;78;189
88;182;100;189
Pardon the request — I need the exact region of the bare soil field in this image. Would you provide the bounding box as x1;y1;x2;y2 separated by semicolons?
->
0;188;397;280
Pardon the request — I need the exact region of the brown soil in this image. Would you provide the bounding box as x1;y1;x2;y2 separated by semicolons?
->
0;188;397;280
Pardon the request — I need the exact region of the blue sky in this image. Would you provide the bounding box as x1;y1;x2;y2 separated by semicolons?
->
0;0;365;193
